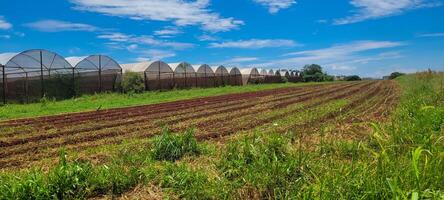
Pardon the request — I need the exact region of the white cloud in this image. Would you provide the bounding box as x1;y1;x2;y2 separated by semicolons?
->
98;32;194;49
136;49;176;61
210;39;298;49
418;32;444;37
70;0;243;32
226;57;259;63
334;0;441;25
198;34;219;41
284;40;404;59
255;40;405;75
0;35;11;39
0;16;12;30
154;26;183;38
253;0;296;13
24;20;100;32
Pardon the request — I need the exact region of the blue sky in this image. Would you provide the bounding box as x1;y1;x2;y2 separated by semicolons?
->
0;0;443;77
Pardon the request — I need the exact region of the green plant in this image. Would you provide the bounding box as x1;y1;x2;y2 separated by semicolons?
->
151;128;200;161
155;163;213;199
121;71;145;93
218;133;309;199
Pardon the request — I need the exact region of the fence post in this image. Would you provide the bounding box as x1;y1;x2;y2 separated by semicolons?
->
204;69;207;88
40;50;45;98
172;72;175;89
1;64;6;105
72;68;76;96
144;72;148;91
158;62;161;90
119;68;123;93
98;55;102;93
25;72;29;103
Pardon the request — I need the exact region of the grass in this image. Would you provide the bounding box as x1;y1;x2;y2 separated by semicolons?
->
0;82;327;121
0;73;443;199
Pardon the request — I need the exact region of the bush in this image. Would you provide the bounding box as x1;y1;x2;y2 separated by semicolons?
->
121;71;145;93
218;133;308;199
151;128;200;161
389;72;405;80
344;75;362;81
155;163;213;199
280;76;289;83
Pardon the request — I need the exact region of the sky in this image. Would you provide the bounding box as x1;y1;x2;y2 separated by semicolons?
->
0;0;443;78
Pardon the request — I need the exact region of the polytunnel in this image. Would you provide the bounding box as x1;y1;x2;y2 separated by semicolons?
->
288;70;302;83
70;55;122;94
193;64;215;88
1;49;73;104
121;61;174;91
264;68;281;83
169;62;196;88
227;67;242;86
276;69;290;78
240;68;261;85
212;65;229;87
260;69;268;76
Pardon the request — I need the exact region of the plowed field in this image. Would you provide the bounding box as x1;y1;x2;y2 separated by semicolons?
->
0;81;400;169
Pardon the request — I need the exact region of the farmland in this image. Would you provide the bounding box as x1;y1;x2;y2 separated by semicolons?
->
0;74;443;199
0;80;394;169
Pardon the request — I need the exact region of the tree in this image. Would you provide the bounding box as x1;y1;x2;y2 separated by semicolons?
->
344;75;362;81
389;72;405;80
302;64;325;82
302;64;323;75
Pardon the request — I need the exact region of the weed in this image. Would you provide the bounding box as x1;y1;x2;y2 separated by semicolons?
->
151;128;200;161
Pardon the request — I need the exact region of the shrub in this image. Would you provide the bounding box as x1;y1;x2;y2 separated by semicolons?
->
218;133;309;199
389;72;405;80
155;163;212;199
121;71;145;93
280;76;289;83
344;75;362;81
46;151;93;199
151;128;200;161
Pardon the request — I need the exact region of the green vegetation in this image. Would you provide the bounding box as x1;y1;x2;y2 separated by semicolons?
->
0;82;324;120
302;64;334;82
344;75;362;81
389;71;406;80
121;71;145;93
151;128;200;161
0;72;443;199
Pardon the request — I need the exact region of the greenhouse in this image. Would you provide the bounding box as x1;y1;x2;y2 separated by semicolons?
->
121;61;174;91
228;67;243;86
260;69;268;76
1;49;73;104
212;65;229;86
70;55;122;94
193;64;215;88
264;68;281;83
276;69;290;78
240;68;261;85
169;62;196;89
288;70;302;83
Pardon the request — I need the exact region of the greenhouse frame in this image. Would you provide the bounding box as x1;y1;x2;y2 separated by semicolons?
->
70;55;122;94
212;65;230;86
193;64;215;88
169;62;197;89
228;67;243;86
121;61;174;91
240;68;261;85
0;49;305;105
